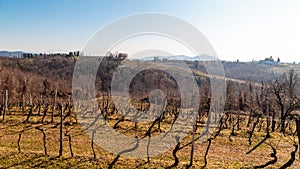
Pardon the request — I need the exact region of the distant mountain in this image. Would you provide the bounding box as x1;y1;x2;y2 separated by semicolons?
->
140;54;218;61
0;51;24;58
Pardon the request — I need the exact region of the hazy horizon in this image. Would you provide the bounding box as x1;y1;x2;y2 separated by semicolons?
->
1;0;300;63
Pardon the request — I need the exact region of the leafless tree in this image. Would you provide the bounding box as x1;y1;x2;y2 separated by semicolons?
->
270;69;300;133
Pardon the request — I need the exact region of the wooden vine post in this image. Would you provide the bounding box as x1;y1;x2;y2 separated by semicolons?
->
22;94;25;112
51;89;57;123
59;104;63;157
2;90;8;121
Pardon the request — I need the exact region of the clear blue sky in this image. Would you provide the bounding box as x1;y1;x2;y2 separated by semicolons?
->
1;0;300;62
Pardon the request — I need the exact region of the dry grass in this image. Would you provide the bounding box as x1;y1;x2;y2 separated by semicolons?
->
0;107;299;168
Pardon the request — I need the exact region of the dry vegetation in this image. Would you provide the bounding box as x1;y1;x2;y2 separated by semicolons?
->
0;103;299;168
0;55;300;168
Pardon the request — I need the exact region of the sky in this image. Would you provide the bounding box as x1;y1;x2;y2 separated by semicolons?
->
1;0;300;62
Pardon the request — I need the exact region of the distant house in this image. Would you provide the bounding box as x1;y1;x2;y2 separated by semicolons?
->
153;56;160;62
153;56;168;62
258;56;280;65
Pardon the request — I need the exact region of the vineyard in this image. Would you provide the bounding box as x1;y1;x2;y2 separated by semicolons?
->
0;56;299;168
0;97;299;168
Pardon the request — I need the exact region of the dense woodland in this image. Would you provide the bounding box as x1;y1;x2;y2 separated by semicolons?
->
0;55;300;168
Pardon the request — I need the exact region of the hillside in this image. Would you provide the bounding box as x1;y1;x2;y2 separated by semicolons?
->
0;55;299;102
0;56;300;168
